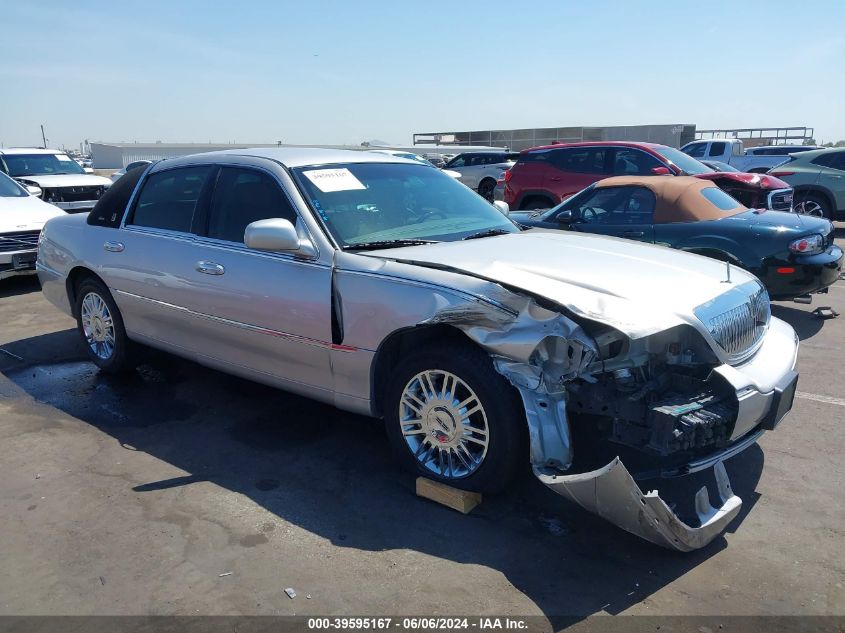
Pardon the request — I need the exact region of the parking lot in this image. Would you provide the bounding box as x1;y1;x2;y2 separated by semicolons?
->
0;224;842;625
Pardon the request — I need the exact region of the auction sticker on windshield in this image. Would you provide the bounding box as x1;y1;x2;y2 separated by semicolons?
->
303;168;366;193
56;154;73;162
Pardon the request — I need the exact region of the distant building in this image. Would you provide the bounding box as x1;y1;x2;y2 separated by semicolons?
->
413;124;697;151
89;142;284;169
89;141;496;169
694;126;815;148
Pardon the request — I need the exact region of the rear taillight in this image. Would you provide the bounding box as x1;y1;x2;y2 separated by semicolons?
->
503;169;512;182
789;234;824;255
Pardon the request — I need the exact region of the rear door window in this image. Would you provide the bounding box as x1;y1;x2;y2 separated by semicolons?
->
128;166;214;233
206;168;297;243
552;148;609;174
612;149;663;175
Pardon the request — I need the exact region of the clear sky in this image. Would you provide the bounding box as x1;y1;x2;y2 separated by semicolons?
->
1;0;843;150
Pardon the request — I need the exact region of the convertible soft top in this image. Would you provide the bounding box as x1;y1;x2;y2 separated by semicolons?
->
594;175;747;223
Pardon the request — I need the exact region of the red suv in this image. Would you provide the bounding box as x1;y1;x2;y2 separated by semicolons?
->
503;141;793;212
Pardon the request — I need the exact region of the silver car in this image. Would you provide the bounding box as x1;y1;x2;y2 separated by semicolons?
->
37;148;799;551
443;151;519;200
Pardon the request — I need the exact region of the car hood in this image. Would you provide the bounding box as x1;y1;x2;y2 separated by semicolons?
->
363;230;759;339
0;195;66;231
14;174;112;188
696;172;790;191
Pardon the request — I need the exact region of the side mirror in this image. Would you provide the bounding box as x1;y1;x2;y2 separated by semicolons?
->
244;218;306;253
556;209;575;223
493;200;509;216
651;166;672;175
26;185;43;198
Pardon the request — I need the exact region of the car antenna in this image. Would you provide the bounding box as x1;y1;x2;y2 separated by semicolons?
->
722;260;732;284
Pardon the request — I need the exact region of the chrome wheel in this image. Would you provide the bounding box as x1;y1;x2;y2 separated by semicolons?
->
80;291;116;360
795;200;825;217
398;369;489;479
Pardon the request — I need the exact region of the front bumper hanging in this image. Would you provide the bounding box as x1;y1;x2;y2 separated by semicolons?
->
536;458;741;552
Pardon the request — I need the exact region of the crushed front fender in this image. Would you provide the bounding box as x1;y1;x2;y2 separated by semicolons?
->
536;458;742;552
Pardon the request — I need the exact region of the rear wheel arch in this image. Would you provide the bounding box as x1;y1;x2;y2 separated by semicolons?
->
67;267;108;317
518;193;557;210
792;186;835;214
681;247;744;266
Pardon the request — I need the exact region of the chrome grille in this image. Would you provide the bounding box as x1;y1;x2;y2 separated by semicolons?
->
42;185;105;203
695;283;770;364
0;230;40;253
767;188;793;212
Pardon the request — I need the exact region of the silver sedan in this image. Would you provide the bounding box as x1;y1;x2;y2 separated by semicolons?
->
37;148;798;550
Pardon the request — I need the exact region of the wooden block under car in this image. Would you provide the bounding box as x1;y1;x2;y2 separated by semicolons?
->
416;477;482;514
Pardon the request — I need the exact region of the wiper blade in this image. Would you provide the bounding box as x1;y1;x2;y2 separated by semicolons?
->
462;228;512;240
343;239;438;251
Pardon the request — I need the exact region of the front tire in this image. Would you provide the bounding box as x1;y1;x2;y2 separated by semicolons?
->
384;343;525;493
75;277;133;373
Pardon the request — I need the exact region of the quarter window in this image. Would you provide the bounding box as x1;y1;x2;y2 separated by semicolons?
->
701;187;742;211
811;154;834;167
828;151;845;172
129;166;213;233
207;168;297;243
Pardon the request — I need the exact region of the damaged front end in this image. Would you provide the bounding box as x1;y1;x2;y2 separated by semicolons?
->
433;294;747;552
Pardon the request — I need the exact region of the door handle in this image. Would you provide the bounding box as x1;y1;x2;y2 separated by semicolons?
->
830;175;842;179
103;241;124;252
195;261;225;275
623;231;645;238
549;176;561;181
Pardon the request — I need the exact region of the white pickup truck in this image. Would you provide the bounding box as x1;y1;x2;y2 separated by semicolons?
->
680;139;809;173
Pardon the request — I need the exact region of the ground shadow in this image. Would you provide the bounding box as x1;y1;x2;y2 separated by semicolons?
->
0;275;41;299
771;304;825;340
0;329;766;624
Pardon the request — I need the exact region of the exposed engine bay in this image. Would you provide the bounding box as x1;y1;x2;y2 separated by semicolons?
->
567;325;738;463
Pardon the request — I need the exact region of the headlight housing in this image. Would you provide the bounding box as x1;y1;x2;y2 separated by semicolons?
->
788;234;824;255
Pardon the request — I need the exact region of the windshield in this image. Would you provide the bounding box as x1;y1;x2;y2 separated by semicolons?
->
0;172;28;198
292;162;518;247
2;153;86;177
654;147;711;175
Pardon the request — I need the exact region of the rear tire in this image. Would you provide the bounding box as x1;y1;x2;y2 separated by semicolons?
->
793;193;831;219
478;178;496;202
74;277;133;373
383;343;525;493
520;197;553;211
